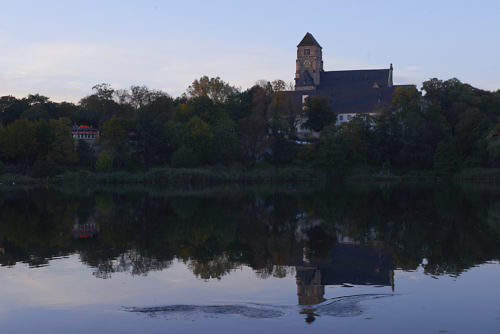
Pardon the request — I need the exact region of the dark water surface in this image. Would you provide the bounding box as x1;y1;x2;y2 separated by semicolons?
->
0;184;499;333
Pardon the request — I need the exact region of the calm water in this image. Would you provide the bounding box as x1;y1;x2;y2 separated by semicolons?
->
0;184;499;333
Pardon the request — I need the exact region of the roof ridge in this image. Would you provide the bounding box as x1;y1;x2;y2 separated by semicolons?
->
298;32;321;48
323;69;389;73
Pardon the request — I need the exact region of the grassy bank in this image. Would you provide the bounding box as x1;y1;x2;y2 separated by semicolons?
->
0;166;323;187
3;167;500;188
455;168;500;183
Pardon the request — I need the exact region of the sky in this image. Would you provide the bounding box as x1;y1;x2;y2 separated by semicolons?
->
1;0;499;102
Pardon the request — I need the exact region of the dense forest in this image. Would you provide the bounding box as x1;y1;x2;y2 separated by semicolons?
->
0;76;499;178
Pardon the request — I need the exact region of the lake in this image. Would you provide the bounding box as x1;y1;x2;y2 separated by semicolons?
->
0;184;499;333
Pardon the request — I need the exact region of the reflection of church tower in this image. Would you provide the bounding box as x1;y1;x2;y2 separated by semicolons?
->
295;244;395;306
296;267;325;305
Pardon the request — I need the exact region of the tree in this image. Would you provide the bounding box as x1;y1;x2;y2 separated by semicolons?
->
187;76;239;103
0;96;29;125
116;85;169;109
266;92;300;165
267;91;299;138
96;151;113;172
185;116;214;164
76;140;96;170
238;86;271;164
100;117;133;168
92;83;115;100
302;96;334;132
171;146;200;168
31;158;57;178
0;118;38;169
393;85;421;115
80;83;132;127
211;115;240;164
271;79;287;92
454;108;489;166
46;118;78;164
434;138;460;176
133;111;170;165
315;124;352;178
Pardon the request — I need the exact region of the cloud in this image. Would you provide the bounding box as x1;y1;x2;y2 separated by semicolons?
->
0;37;295;102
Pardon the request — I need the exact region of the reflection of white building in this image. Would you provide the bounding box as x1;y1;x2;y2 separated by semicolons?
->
72;221;99;239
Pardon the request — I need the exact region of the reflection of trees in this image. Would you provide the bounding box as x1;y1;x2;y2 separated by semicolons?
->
0;185;499;281
187;254;238;280
88;250;173;279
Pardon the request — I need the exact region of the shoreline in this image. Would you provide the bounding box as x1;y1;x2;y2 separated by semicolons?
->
1;167;500;188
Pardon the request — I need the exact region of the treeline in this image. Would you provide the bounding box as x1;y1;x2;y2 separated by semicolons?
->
307;78;500;176
0;76;499;178
0;77;299;176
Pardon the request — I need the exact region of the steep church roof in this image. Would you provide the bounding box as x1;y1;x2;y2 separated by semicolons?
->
298;32;321;48
320;69;390;88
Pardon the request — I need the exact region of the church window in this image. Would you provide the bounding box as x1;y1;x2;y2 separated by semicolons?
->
304;49;310;55
302;95;309;104
339;115;344;121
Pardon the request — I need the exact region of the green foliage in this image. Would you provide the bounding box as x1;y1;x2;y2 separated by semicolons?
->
101;117;132;168
187;76;239;103
267;92;299;137
211;115;240;164
315;125;352;177
1;76;499;179
434;139;461;176
487;127;500;167
302;96;334;132
0;118;76;171
0;118;38;168
76;140;96;170
171;146;201;168
297;144;316;164
455;109;489;166
96;151;113;173
269;137;298;165
31;158;57;178
46;118;78;164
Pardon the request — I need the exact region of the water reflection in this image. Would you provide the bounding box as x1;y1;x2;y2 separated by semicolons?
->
296;243;394;303
0;184;499;323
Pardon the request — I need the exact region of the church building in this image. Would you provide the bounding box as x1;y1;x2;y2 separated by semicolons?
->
292;33;409;135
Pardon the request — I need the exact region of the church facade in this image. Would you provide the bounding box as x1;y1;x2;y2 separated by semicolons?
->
291;33;409;136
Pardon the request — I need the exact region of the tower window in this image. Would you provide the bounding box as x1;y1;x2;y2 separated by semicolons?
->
304;49;310;55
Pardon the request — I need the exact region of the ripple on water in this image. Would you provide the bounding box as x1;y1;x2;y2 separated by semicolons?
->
124;294;396;320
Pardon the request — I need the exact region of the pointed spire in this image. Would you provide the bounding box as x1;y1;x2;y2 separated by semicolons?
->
298;32;322;48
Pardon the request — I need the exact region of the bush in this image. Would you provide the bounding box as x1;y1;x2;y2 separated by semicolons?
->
269;138;298;165
96;151;113;173
171;146;201;168
31;159;57;178
434;139;460;176
253;161;273;170
76;140;96;170
297;144;316;163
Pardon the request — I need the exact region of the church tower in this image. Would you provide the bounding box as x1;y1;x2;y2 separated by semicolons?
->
295;33;323;91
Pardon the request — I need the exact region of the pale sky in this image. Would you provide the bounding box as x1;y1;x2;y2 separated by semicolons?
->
1;0;499;102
